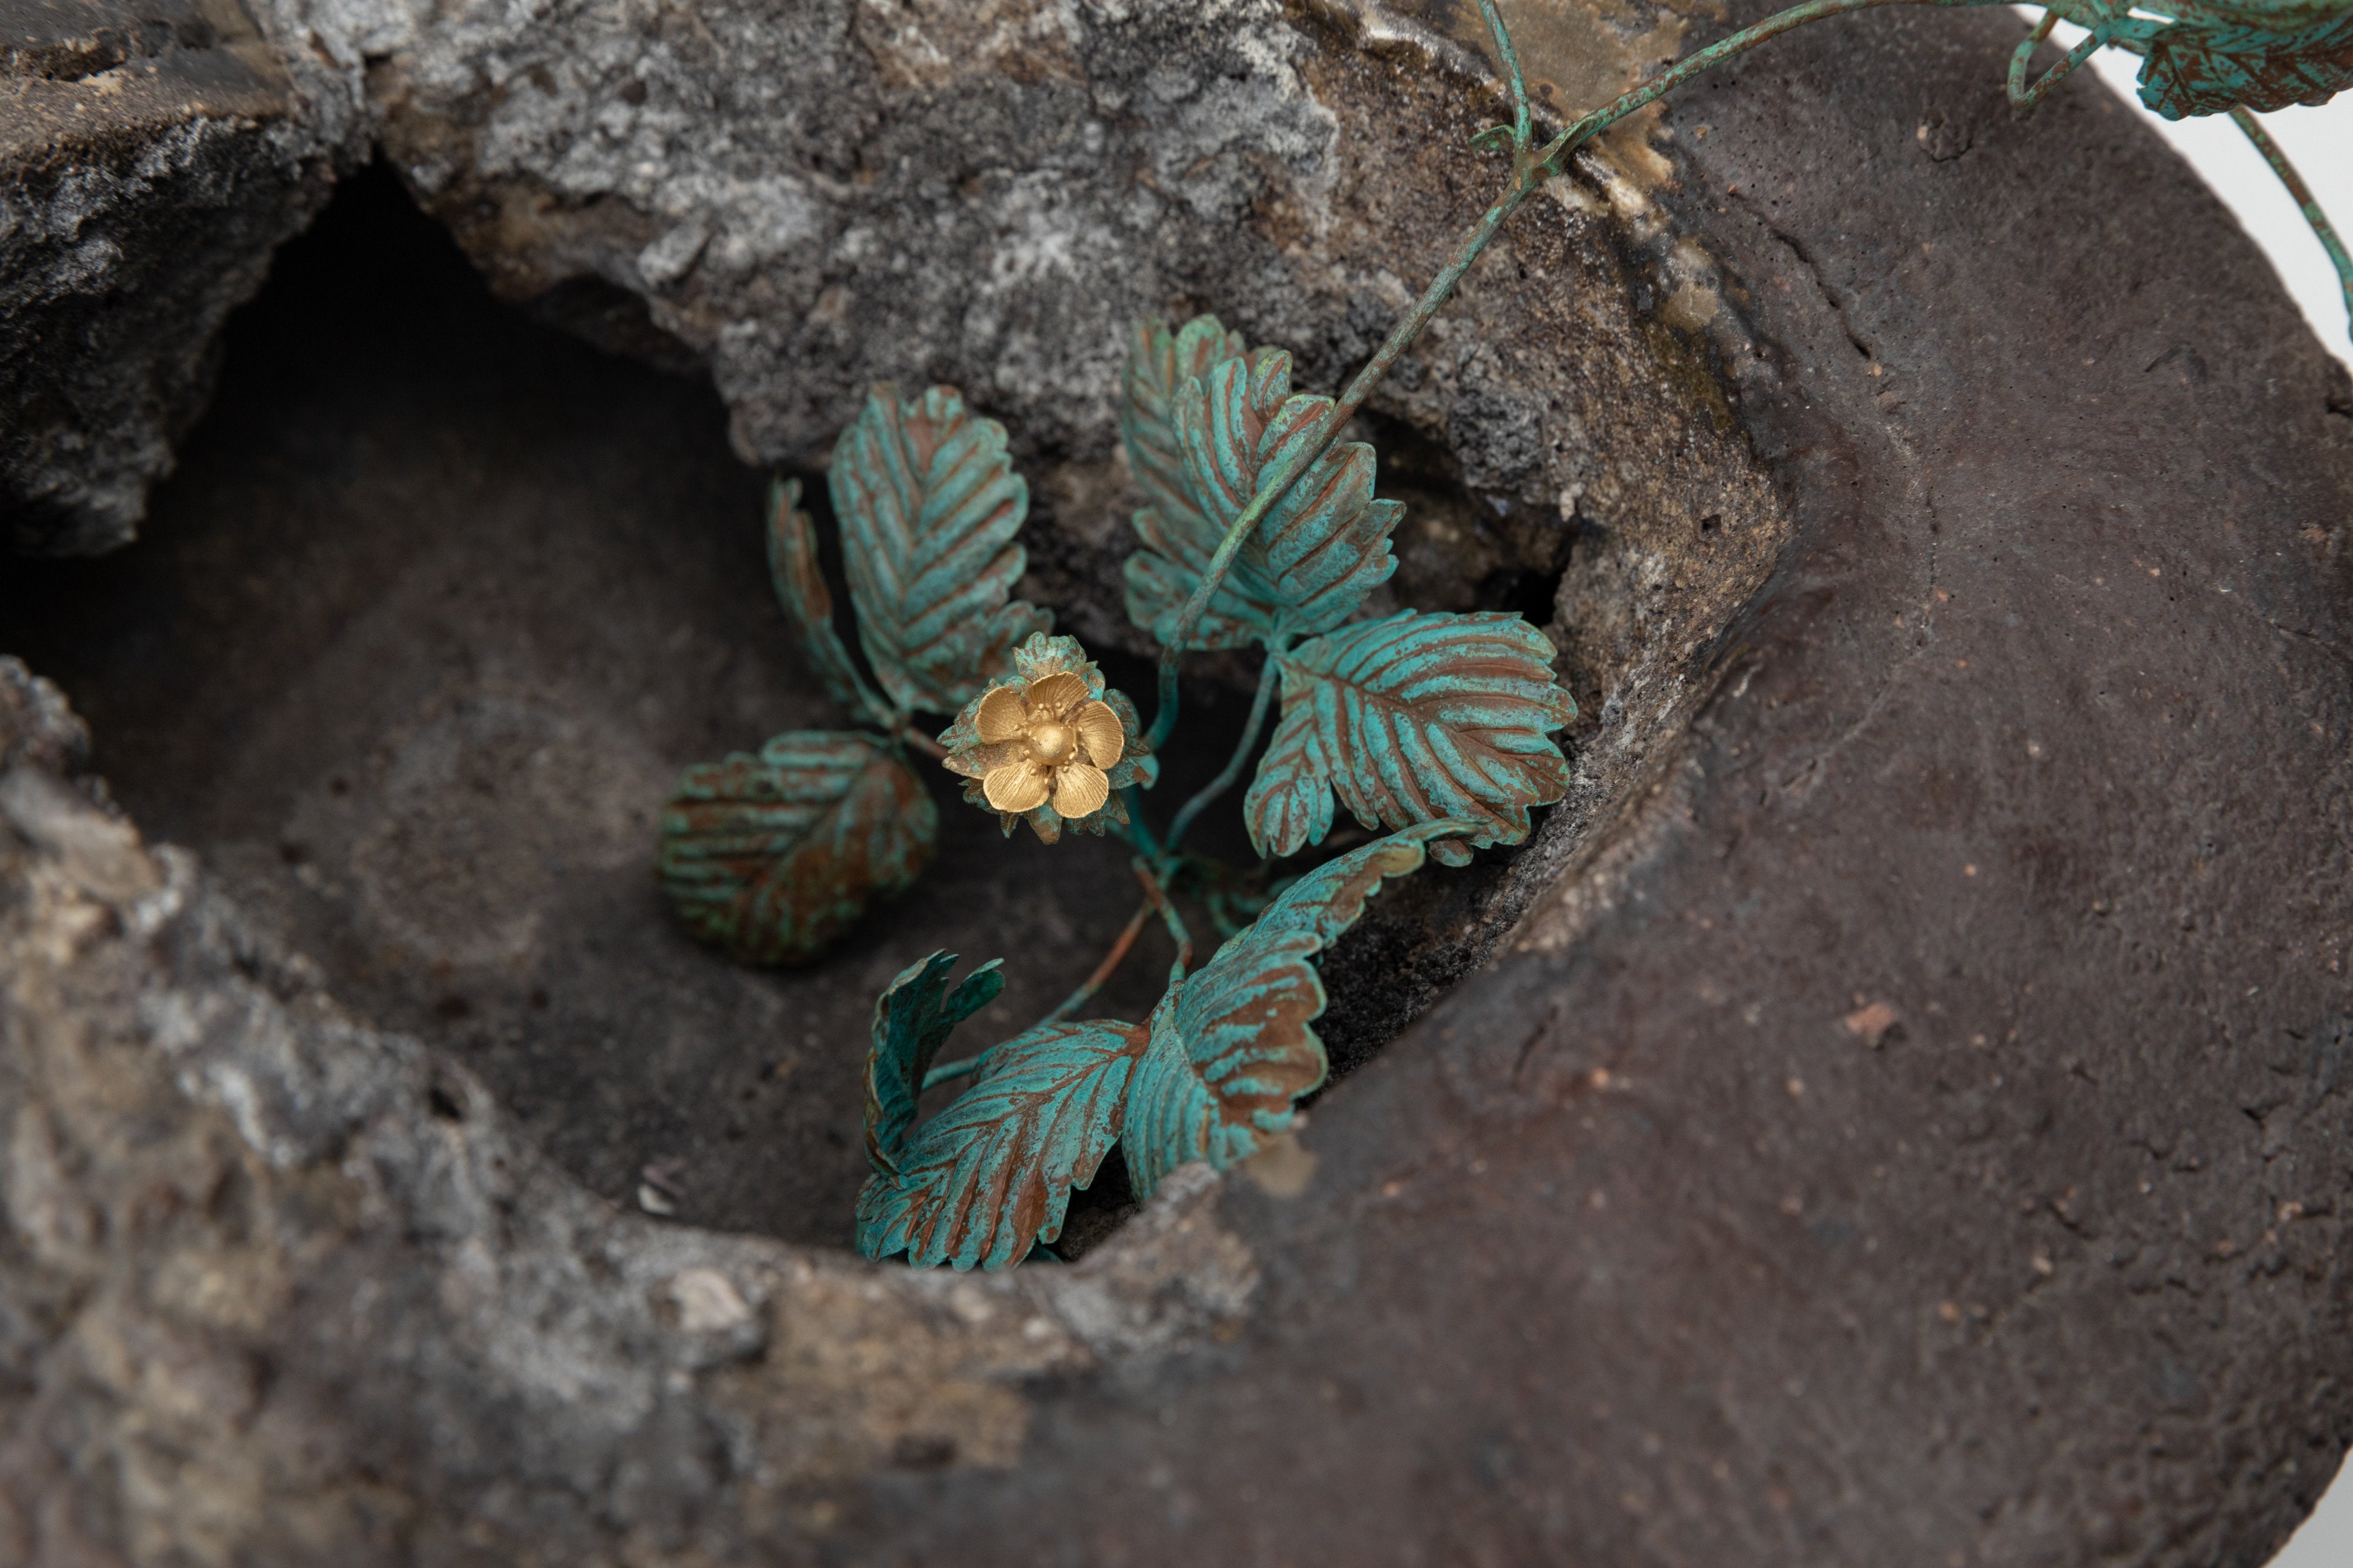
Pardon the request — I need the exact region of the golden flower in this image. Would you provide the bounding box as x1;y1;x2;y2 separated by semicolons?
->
974;673;1124;814
939;633;1154;842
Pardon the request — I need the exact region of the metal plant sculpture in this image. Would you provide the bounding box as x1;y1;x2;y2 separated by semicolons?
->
665;299;1584;1268
662;0;2351;1270
658;387;1050;963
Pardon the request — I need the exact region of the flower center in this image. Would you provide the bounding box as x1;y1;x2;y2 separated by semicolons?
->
1029;720;1076;765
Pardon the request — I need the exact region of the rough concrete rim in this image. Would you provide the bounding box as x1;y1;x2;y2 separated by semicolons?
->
5;0;2353;1563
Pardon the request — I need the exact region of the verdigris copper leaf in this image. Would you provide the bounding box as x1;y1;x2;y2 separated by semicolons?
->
1176;352;1404;642
1245;609;1575;868
2132;2;2353;116
1232;378;1407;638
858;1016;1148;1269
1243;698;1335;862
1247;817;1485;945
1121;315;1251;544
831;383;1052;715
658;731;935;965
763;475;880;719
1121;316;1277;650
862;950;1006;1176
1125;340;1404;648
1123;821;1478;1200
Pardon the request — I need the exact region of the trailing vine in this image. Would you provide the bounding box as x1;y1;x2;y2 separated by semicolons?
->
660;0;2351;1269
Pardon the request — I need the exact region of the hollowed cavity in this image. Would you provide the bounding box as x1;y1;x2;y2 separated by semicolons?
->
2;161;1787;1257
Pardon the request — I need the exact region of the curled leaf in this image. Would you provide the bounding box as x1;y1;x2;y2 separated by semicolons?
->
1122;332;1402;649
2131;4;2353;117
1121;315;1252;536
832;383;1052;715
764;475;880;719
1121;316;1276;649
658;731;935;964
863;951;1006;1175
1246;818;1482;946
858;1016;1149;1269
1124;822;1478;1200
1241;699;1335;866
1245;609;1575;868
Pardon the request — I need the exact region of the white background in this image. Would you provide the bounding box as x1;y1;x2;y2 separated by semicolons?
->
2055;25;2353;375
2033;21;2352;1565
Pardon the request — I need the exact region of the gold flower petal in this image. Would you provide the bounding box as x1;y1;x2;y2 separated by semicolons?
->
1051;762;1109;820
1069;699;1124;768
1024;671;1090;720
984;762;1051;813
945;740;1002;780
975;684;1028;744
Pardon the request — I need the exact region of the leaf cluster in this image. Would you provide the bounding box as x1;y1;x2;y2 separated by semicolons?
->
662;0;2349;1277
1124;316;1577;867
856;823;1475;1268
855;317;1580;1268
658;387;1048;964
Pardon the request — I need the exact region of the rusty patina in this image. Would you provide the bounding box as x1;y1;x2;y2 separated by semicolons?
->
658;388;1056;963
721;0;2341;1263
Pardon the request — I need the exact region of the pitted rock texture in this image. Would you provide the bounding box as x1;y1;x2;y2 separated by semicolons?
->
367;0;1341;468
8;0;1772;672
0;665;1257;1561
4;0;2353;1565
0;133;1737;1259
5;0;1799;1257
347;0;1785;669
0;178;1269;1250
0;0;352;553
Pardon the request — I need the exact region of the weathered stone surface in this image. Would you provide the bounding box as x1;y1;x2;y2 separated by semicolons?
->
6;0;1782;1258
0;0;352;553
3;0;2352;1564
1;182;1239;1249
0;658;1257;1561
351;0;1793;666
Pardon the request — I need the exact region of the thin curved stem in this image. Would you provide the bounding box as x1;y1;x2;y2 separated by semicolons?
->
2007;8;2060;105
1036;896;1155;1027
1164;652;1282;856
2231;107;2353;348
1475;0;1533;147
1119;785;1162;861
2008;16;2108;115
1537;0;2012;169
1141;0;2018;755
899;725;948;760
1135;856;1192;985
919;1054;984;1092
922;892;1155;1080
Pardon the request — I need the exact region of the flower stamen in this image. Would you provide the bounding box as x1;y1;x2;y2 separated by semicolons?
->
1031;720;1076;765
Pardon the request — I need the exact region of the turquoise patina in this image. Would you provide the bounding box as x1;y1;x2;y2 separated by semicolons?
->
684;0;2346;1265
658;727;936;966
855;823;1482;1268
656;386;1055;965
